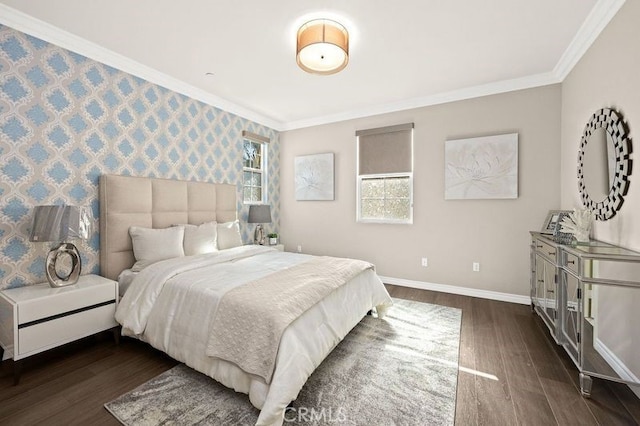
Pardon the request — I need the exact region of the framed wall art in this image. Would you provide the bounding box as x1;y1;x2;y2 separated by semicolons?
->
445;133;518;200
294;153;335;201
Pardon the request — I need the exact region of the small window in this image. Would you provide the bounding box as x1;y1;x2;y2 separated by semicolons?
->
242;131;269;204
356;123;413;223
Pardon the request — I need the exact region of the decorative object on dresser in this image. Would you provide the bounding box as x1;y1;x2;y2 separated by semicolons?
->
530;232;640;397
294;152;335;201
540;209;571;235
577;107;632;221
0;274;118;384
558;208;594;244
445;133;518;200
247;204;272;245
267;233;278;245
29;205;91;287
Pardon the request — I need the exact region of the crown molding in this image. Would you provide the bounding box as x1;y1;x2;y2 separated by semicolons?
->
553;0;626;80
281;72;561;131
0;4;284;130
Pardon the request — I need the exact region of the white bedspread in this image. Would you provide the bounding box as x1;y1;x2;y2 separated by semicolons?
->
115;245;393;426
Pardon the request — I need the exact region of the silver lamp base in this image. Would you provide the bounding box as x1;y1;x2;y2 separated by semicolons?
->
45;242;81;287
254;224;265;245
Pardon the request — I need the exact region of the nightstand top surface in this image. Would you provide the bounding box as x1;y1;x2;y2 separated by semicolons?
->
1;274;115;303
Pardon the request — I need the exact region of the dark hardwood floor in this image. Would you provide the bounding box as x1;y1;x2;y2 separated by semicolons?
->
1;285;638;425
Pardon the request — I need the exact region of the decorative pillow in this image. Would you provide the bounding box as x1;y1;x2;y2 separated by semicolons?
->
183;221;218;256
217;220;243;250
129;225;185;272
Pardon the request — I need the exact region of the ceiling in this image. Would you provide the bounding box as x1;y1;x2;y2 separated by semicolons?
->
0;0;625;130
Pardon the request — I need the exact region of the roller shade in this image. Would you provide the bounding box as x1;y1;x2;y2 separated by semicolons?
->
357;123;413;175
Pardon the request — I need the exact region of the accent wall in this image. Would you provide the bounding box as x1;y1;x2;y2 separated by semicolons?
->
0;24;280;290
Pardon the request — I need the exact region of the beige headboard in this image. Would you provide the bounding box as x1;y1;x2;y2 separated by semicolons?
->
99;174;237;281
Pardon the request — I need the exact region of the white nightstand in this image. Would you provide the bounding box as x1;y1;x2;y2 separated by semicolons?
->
269;244;284;252
0;274;119;384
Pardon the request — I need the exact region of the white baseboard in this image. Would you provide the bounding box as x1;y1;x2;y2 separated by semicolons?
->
379;276;531;305
594;337;640;399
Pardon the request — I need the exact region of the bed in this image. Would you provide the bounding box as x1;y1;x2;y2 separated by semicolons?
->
99;174;393;426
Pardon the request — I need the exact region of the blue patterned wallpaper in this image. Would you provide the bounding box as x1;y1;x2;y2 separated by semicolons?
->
0;24;280;289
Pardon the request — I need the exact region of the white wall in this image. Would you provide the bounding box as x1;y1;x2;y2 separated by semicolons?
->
280;85;561;299
560;0;640;390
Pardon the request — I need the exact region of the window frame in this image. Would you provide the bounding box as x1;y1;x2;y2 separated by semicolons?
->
242;131;269;205
356;124;414;224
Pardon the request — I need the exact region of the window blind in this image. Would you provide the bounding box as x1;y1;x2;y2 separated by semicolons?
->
242;130;270;144
356;123;413;175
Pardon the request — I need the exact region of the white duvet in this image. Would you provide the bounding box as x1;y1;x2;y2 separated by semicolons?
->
116;245;393;426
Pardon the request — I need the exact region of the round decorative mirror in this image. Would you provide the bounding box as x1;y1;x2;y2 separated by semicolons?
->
577;108;632;221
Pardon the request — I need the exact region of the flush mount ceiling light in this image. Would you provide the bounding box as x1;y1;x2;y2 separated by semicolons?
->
296;19;349;75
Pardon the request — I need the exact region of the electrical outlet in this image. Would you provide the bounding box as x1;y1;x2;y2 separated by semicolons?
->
421;257;428;267
297;245;302;253
473;262;480;272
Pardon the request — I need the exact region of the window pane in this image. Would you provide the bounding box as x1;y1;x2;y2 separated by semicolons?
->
251;171;261;187
361;178;384;198
385;177;410;198
243;186;252;202
385;199;411;220
361;199;385;219
251;187;262;202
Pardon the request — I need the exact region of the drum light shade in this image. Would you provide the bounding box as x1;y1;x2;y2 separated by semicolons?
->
296;19;349;75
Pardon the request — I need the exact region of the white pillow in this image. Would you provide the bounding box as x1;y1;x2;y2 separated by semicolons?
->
129;225;185;272
183;221;218;256
217;220;243;250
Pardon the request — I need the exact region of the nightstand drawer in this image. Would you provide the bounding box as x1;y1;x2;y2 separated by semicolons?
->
18;303;116;356
17;279;115;324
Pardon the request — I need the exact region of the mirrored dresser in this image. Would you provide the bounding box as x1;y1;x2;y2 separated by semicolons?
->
530;231;640;397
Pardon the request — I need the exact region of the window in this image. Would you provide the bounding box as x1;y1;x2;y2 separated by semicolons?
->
356;123;413;223
242;131;269;204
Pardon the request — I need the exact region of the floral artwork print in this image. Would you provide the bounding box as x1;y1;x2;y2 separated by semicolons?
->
445;133;518;200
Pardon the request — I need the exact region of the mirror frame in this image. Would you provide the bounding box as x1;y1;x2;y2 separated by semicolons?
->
577;108;632;221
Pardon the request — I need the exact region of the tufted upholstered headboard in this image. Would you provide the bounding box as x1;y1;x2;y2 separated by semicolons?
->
99;174;237;281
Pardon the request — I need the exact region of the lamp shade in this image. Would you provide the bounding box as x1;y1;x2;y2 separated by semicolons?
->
296;19;349;75
248;204;272;224
30;205;91;242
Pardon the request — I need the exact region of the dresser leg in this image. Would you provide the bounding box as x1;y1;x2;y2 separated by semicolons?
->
13;359;23;386
580;373;592;397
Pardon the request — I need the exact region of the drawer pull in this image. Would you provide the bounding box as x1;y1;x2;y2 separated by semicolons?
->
547;289;555;294
536;245;543;248
549;251;555;256
537;279;544;283
567;260;575;265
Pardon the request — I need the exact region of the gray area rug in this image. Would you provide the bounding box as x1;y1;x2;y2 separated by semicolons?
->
105;298;462;425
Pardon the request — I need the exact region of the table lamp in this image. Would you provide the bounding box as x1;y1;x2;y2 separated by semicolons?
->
248;205;271;245
29;205;91;287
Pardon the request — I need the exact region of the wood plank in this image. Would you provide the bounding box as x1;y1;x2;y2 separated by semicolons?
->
471;298;517;426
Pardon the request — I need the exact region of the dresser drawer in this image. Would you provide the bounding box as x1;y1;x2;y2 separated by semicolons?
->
535;238;557;261
18;303;116;357
564;252;580;275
